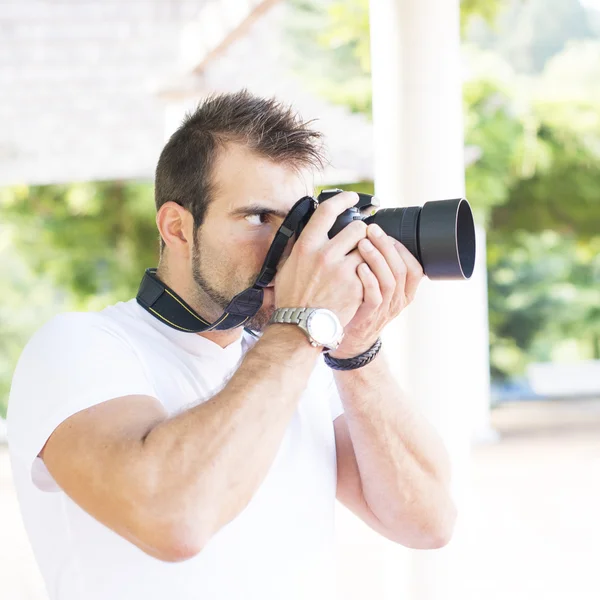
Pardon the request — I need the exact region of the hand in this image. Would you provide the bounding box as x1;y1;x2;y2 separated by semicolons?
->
328;223;425;359
274;192;368;327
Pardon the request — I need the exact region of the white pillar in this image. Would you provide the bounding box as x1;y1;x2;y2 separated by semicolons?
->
368;1;493;599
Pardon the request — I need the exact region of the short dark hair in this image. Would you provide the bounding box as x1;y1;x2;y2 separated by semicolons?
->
154;90;326;250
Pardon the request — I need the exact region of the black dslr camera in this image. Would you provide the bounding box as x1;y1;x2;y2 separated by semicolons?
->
315;189;476;281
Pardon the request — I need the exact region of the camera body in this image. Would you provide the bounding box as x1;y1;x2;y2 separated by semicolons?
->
316;188;476;281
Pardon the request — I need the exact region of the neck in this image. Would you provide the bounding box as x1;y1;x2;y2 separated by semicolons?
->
155;263;243;350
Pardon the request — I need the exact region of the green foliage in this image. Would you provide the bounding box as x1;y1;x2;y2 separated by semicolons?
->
487;44;600;239
488;232;600;379
481;42;600;376
0;181;158;308
463;76;524;220
285;0;505;116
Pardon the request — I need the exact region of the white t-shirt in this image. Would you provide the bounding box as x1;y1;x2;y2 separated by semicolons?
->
7;299;344;600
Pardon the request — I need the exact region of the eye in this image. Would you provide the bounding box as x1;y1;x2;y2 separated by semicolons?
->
245;213;270;226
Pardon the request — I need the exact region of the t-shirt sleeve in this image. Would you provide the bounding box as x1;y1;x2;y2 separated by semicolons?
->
7;312;157;492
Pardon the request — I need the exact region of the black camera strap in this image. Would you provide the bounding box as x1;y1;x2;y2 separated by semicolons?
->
136;195;318;333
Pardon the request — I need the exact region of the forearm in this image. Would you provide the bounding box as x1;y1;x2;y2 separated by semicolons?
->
142;325;320;551
334;350;456;547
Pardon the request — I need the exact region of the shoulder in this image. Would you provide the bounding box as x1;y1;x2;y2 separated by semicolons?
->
24;309;126;353
24;311;105;348
16;301;150;373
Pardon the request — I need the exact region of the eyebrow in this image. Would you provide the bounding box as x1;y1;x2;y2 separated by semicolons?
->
230;204;289;220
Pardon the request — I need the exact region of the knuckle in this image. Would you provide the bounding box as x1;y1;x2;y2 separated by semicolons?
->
412;264;425;278
319;247;337;268
382;284;395;298
395;260;408;275
315;250;328;268
319;202;338;217
371;294;383;307
295;239;312;256
382;275;397;292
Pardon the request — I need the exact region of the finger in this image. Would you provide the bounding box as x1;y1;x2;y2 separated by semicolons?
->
357;262;383;309
327;219;368;258
392;239;424;302
358;236;397;305
343;248;365;271
367;225;410;290
297;191;359;249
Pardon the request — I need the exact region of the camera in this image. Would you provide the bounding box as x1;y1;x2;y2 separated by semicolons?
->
317;189;476;281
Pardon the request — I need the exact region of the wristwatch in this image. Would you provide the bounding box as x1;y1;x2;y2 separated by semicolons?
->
268;308;344;351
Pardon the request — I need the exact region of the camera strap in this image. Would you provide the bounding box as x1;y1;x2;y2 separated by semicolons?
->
136;195;318;333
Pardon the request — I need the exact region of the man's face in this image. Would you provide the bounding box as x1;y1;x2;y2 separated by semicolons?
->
190;143;313;332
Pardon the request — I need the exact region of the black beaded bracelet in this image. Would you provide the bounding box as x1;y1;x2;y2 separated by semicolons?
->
323;338;382;371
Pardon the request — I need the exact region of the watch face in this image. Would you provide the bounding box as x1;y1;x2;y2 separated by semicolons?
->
306;309;342;347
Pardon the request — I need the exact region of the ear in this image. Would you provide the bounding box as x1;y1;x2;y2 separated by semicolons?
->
156;202;195;258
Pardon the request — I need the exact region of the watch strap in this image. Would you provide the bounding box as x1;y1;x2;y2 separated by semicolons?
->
269;307;311;325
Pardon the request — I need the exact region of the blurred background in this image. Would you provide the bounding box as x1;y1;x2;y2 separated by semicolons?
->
1;0;599;599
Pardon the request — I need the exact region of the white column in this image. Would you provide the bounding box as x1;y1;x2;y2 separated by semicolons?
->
368;1;493;599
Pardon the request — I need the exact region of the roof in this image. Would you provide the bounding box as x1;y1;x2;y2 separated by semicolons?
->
0;0;478;187
0;0;208;185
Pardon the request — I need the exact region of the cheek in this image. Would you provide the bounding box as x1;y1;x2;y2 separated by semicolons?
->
234;230;274;267
249;241;272;274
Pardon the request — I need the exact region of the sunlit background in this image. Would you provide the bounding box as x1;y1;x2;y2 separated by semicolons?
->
1;1;599;599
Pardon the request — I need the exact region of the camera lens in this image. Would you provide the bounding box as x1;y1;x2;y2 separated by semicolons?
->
365;198;476;280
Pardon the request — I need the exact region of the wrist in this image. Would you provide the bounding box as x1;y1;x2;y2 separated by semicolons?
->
324;337;383;371
327;337;379;360
262;323;324;354
268;307;344;352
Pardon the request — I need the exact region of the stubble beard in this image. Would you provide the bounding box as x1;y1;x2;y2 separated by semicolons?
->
190;244;274;334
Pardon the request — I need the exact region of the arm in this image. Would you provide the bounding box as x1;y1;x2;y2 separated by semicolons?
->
41;191;368;563
333;352;456;549
42;326;320;562
329;223;456;549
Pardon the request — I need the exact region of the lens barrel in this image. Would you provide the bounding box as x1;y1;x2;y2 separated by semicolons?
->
365;198;476;280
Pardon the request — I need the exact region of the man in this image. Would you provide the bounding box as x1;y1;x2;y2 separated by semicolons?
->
8;91;456;600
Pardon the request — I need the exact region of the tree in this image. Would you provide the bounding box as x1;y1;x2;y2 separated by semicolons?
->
488;231;600;379
285;0;507;116
0;181;158;307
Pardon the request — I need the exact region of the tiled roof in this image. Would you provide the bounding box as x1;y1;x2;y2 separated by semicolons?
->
0;0;206;185
1;1;477;187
